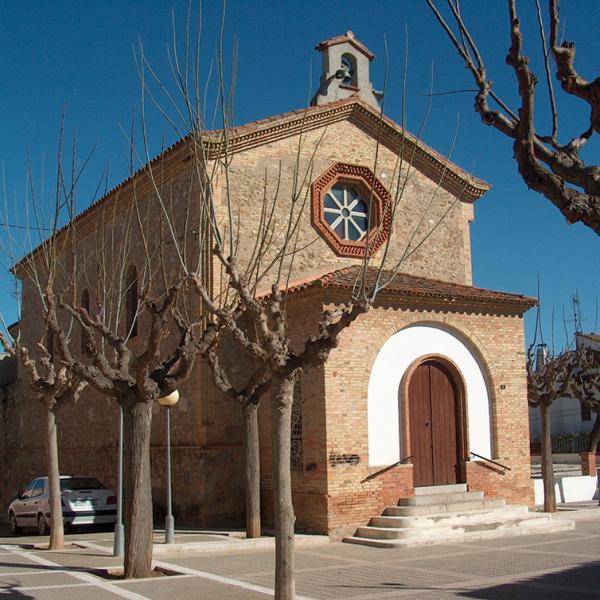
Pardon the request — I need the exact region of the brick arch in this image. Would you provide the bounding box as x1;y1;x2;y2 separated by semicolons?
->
366;316;495;466
361;313;498;394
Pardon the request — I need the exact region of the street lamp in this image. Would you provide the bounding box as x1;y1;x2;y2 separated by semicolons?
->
113;405;124;557
158;389;179;544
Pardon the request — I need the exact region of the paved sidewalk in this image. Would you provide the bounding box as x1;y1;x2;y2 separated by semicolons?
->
1;517;600;599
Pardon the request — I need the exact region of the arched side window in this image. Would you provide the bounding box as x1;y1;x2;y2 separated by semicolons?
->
340;53;358;87
80;289;90;353
125;265;138;338
291;381;303;471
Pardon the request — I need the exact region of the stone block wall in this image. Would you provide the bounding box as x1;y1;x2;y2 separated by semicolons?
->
210;117;474;299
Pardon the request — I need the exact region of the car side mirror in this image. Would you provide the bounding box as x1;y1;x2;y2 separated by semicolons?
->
12;492;21;501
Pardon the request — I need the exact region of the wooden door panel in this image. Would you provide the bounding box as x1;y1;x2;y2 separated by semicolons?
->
408;363;433;487
408;360;461;488
430;363;459;485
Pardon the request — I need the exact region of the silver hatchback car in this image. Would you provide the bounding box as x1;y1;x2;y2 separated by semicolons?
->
8;476;117;535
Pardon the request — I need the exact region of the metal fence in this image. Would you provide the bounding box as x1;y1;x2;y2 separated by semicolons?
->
531;431;590;454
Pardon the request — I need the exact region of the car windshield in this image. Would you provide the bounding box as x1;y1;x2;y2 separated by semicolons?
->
60;477;105;491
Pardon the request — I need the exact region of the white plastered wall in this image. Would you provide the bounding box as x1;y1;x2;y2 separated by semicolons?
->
367;323;492;466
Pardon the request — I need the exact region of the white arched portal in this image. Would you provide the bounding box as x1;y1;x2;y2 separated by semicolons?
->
367;323;492;466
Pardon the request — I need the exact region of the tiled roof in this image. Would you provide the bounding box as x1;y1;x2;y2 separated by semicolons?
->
284;265;537;310
315;31;376;60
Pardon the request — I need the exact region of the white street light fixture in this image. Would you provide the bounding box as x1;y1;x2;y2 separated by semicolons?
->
158;390;179;544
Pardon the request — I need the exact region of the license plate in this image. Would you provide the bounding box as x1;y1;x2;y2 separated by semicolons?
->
74;499;97;507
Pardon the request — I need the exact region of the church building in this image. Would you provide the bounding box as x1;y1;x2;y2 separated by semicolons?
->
2;32;543;543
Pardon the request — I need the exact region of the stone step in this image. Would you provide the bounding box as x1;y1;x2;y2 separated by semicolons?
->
384;498;506;517
361;511;542;540
414;484;467;496
371;505;529;529
398;490;484;506
344;515;575;548
384;498;506;516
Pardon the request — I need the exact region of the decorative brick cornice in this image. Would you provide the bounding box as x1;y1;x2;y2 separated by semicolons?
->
311;162;391;258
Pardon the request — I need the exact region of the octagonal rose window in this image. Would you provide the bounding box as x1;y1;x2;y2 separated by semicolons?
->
323;184;369;241
311;163;392;257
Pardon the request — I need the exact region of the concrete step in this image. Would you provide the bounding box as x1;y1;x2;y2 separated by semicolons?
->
384;498;505;516
371;505;529;529
398;490;484;506
414;484;467;496
344;515;575;548
359;511;543;540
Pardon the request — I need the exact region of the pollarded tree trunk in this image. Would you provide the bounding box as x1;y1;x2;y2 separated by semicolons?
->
244;402;261;539
540;402;556;513
123;397;154;578
271;375;295;600
45;404;65;550
586;411;600;453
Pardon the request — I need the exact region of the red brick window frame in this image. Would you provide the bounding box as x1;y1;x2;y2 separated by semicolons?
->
311;162;392;258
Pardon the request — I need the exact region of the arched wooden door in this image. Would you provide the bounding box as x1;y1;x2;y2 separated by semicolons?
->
407;360;463;487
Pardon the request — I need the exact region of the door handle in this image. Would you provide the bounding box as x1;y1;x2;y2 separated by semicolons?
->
425;421;431;427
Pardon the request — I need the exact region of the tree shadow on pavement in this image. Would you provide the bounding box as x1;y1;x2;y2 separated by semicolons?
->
461;561;600;599
0;584;36;599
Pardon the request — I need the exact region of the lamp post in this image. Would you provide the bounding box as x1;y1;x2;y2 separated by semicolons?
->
158;390;179;544
113;405;124;557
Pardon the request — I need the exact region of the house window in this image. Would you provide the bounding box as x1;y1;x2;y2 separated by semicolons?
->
291;383;303;471
125;265;138;338
581;403;592;422
323;184;369;242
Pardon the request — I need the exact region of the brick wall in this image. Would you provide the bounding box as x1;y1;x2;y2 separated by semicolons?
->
254;290;532;537
7;107;529;538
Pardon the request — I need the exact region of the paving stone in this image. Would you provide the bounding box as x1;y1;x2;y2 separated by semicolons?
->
0;571;80;588
524;535;600;557
244;564;467;599
33;550;121;568
170;550;276;577
2;584;125;600
403;549;589;578
117;575;269;599
0;553;50;574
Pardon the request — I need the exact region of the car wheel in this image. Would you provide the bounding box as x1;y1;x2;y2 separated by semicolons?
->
37;513;49;536
8;512;21;536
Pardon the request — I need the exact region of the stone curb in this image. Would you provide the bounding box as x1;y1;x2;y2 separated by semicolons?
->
75;534;330;557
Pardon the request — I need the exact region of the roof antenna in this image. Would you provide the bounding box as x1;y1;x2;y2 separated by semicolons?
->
572;291;582;334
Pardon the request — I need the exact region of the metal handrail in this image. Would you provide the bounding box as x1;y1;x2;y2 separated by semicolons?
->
470;452;512;471
362;456;414;483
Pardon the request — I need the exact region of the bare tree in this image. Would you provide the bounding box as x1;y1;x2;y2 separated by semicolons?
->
527;347;575;512
427;0;600;235
0;122;90;550
133;11;466;598
206;343;268;538
9;136;220;576
43;217;219;578
0;325;85;549
570;345;600;453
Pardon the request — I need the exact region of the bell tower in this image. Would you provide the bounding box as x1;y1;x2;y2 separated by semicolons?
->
311;31;382;109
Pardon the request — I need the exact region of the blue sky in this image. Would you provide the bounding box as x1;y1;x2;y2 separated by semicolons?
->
2;1;599;351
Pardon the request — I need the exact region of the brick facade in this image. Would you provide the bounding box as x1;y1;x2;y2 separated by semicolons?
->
2;98;534;538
